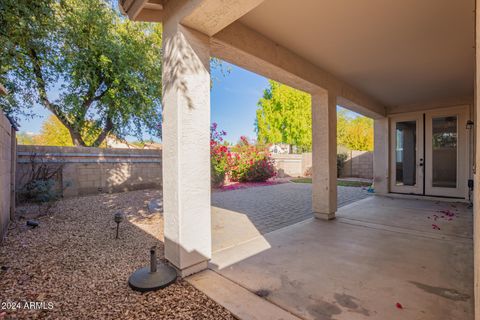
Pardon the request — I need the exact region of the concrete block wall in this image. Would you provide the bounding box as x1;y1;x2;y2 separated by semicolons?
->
16;145;162;199
341;150;374;179
272;154;304;177
272;151;373;179
0;112;14;242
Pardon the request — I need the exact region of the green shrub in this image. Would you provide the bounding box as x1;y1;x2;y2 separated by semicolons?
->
229;137;276;182
337;153;348;178
210;123;229;188
21;179;60;203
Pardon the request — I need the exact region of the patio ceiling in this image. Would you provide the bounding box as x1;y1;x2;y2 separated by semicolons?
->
239;0;475;108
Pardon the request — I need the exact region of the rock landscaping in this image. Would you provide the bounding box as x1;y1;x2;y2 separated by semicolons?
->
0;189;234;320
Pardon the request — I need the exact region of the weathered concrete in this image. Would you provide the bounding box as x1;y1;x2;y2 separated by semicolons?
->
210;196;473;320
162;18;211;276
312;90;337;220
187;270;301;320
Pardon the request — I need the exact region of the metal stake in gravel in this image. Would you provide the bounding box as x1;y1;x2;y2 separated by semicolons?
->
128;246;177;292
114;212;123;239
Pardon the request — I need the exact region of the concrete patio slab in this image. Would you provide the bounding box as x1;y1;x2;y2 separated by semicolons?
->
187;270;302;320
209;196;473;320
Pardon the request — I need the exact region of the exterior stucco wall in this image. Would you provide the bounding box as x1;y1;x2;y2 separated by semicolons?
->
0;112;14;242
16;145;162;199
475;0;480;317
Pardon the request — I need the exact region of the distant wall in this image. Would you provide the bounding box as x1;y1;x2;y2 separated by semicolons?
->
0;112;15;242
16;145;162;199
272;153;311;177
341;150;373;179
272;150;373;179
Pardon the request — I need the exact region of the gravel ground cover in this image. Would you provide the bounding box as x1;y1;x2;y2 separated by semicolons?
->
0;189;234;320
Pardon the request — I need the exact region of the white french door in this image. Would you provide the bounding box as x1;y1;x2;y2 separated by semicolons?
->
390;114;424;195
390;106;469;199
424;107;468;198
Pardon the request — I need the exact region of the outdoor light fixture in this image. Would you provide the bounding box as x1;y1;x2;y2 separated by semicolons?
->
114;212;124;239
466;120;474;130
128;246;177;292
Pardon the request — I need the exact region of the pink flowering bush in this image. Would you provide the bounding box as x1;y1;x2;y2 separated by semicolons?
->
228;136;276;182
210;125;276;187
210;123;230;188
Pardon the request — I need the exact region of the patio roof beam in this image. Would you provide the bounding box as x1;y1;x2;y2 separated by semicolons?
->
211;22;387;119
181;0;265;36
119;0;164;22
125;0;148;20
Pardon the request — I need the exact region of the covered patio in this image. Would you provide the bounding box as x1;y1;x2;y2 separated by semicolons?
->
197;195;473;320
120;0;479;318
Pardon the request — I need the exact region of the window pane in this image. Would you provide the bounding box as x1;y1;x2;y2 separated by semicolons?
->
395;121;416;186
432;116;457;188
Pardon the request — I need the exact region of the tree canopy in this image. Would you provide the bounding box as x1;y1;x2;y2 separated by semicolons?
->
255;80;312;152
337;109;374;151
0;0;162;147
16;115;106;146
255;80;374;152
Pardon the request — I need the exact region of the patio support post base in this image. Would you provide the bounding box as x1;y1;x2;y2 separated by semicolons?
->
175;260;209;278
162;16;212;274
311;89;337;219
314;212;336;221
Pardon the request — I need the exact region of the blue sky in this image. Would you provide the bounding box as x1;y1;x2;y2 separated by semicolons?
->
17;61;358;144
211;62;269;144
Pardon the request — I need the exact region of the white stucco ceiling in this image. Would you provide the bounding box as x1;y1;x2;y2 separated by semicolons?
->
239;0;475;107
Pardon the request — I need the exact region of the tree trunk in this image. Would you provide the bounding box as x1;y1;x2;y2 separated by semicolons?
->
68;128;86;147
91;116;113;147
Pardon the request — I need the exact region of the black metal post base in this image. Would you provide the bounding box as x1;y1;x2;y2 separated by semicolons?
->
128;261;177;292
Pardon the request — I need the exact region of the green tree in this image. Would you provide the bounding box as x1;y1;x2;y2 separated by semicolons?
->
255;81;374;152
255;80;312;152
16;132;39;145
337;109;373;151
0;0;162;147
37;115;73;146
35;115;109;146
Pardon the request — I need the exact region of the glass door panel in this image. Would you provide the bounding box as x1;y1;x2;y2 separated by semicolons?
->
395;121;417;186
390;115;424;194
425;107;467;198
431;116;457;188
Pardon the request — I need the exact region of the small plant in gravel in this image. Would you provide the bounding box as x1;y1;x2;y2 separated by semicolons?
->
17;154;67;215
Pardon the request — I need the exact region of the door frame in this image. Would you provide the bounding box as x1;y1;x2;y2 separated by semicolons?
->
389;113;424;195
388;105;470;199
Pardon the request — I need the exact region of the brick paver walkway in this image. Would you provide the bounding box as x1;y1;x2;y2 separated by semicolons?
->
211;182;370;235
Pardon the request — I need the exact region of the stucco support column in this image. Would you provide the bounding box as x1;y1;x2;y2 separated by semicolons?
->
162;20;211;277
474;0;480;316
311;89;337;220
373;117;389;195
